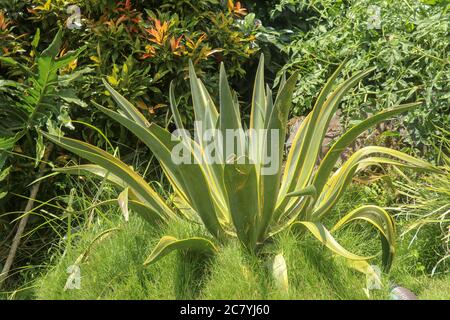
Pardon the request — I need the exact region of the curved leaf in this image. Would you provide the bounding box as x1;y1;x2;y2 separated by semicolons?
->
102;78;150;127
258;71;299;241
93;99;227;238
224;163;259;249
42;132;176;220
286;185;317;199
143;236;218;266
55;164;127;187
272;253;289;293
313;146;438;219
278;65;375;218
128;199;166;224
331;205;396;271
55;164;167;224
314;101;423;194
291;221;374;261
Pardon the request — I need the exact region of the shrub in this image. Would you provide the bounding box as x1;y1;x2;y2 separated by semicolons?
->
270;0;449;157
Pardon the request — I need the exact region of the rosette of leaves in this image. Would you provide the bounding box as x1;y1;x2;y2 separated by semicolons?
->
44;54;437;275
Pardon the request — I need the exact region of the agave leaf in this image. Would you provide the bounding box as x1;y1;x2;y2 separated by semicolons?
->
331;205;396;271
195;79;227;202
291;221;374;261
128;199;166;224
257;72;299;241
264;84;274;126
224;163;259;249
250;54;266;131
279;65;376;212
278;61;347;199
95;92;227;237
102;79;150;127
347;260;382;290
176;163;226;239
313;101;423;194
186;64;229;212
55;164;168;224
92;102;186;192
272;185;317;230
313;146;439;219
143;236;218;266
55;164;127;187
272;253;289;293
219;62;244;159
273;114;311;222
249;54;266;165
172;194;197;219
188;60;218;140
286;185;317;199
94;102;197;198
42;132;176;220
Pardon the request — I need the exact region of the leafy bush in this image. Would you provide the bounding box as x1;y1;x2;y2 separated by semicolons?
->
0;28;85;204
0;0;266;285
0;28;86;286
1;1;262;131
271;0;449;156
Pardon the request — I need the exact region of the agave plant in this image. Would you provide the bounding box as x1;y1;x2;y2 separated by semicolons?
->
43;55;436;274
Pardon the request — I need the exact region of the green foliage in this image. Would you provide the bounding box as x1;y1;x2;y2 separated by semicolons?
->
1;0;448;300
0;0;274;160
0;27;84;188
3;0;261;125
0;29;87;289
272;0;449;156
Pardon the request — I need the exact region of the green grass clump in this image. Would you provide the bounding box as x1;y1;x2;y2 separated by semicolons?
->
201;229;383;300
418;275;450;300
35;214;378;300
34;215;173;299
30;211;449;299
27;181;449;300
28;213;389;300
